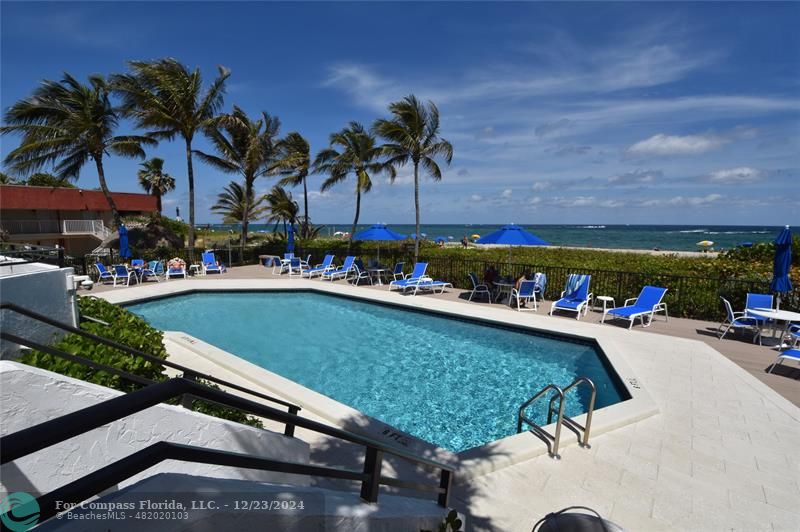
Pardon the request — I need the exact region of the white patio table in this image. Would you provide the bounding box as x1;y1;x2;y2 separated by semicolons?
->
747;308;800;344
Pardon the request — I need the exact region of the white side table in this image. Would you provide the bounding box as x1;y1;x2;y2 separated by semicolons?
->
189;264;204;276
595;296;615;313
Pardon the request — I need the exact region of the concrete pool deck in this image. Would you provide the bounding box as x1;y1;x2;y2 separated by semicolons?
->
92;267;800;531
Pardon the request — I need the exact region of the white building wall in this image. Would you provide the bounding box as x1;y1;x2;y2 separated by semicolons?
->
0;361;311;495
0;263;78;357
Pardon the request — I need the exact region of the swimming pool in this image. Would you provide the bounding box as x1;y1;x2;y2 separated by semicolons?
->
128;291;628;452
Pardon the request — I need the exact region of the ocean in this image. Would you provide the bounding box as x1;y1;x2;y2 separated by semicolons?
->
202;223;785;252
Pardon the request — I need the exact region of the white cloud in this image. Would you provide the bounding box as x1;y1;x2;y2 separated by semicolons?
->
641;193;723;207
535;119;573;137
501;188;513;198
706;167;762;184
469;194;483;202
627;133;727;156
529;196;542;205
608;169;663;185
532;181;553;191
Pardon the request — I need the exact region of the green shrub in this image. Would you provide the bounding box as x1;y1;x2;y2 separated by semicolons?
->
21;297;263;428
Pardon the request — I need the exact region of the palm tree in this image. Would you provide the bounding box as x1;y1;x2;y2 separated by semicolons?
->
25;172;75;188
373;95;453;261
272;132;312;237
314;122;394;252
137;157;175;214
263;185;299;236
211;181;266;225
195;106;280;245
111;58;230;249
0;172;16;184
1;73;155;227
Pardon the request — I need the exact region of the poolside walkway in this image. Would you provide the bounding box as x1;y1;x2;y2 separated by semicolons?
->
92;266;800;531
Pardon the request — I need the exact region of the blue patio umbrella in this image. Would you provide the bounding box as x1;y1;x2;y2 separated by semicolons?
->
352;224;406;262
435;236;447;243
286;223;295;255
769;225;793;309
118;225;131;260
477;224;549;268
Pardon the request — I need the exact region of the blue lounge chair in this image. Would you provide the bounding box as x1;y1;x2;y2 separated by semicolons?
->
717;297;760;343
323;256;355;281
467;272;492;302
201;251;223;274
140;260;162;283
166;260;187;279
602;285;668;329
510;280;538;311
351;263;373;285
745;293;774;334
533;272;547;299
410;278;452;295
389;262;428;291
302;255;335;278
769;348;800;374
550;274;592;319
391;262;405;281
112;264;135;287
95;263;115;284
287;257;303;277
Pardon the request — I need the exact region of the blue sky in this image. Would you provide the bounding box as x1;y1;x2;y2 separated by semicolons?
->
1;1;798;225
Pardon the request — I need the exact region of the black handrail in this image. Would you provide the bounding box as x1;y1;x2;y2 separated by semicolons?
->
0;376;454;517
0;302;301;420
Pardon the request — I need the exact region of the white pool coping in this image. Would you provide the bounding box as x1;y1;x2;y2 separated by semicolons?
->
98;278;660;478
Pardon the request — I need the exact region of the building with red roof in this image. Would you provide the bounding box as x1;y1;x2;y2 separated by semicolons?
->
0;185;158;254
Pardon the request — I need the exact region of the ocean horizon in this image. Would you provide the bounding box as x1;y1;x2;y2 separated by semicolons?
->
199;223;785;252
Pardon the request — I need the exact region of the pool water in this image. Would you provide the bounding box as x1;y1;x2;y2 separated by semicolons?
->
128;292;627;452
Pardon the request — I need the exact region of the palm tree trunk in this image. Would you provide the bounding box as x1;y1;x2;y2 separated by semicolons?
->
349;184;361;253
94;156;121;229
241;178;252;247
185;138;196;252
155;192;163;215
303;175;309;238
413;161;420;263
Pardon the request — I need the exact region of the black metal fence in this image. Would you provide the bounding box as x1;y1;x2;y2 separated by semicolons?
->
79;241;799;322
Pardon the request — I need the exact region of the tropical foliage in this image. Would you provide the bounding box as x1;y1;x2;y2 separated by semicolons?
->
314;122;394;251
374;95;453;261
137;157;175;213
211;181;265;225
25;172;76;188
111;59;230;249
273;132;313;237
264;185;300;236
196;106;280;245
1;73;155;227
22;297;261;427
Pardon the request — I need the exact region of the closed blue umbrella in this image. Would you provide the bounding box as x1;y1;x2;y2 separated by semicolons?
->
352;224;406;262
118;225;131;259
477;224;548;267
770;225;793;309
286;223;295;255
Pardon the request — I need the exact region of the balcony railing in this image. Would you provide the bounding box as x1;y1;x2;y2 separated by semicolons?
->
1;219;111;238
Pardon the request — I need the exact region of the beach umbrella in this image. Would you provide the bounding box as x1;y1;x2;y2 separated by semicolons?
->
286;223;295;255
769;225;793;309
352;224;406;262
435;236;447;243
476;224;548;269
118;225;131;260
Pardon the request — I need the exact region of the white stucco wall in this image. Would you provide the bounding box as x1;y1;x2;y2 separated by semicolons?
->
0;264;78;357
0;361;311;495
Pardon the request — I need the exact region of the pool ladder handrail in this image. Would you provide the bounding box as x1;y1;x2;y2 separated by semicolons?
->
516;377;597;460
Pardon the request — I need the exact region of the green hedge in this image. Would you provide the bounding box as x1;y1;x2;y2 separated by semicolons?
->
21;297;262;428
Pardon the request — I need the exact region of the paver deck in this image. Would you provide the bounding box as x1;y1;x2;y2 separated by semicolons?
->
92;266;800;531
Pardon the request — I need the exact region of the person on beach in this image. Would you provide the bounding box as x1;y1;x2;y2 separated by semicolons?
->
461;235;469;248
